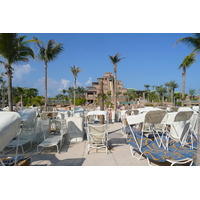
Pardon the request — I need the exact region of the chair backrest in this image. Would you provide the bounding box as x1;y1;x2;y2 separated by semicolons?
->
40;113;48;120
179;121;192;145
87;124;107;143
20;117;38;139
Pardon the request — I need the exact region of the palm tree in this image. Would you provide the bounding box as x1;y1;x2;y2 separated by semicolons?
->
123;89;136;102
70;66;82;109
61;89;67;96
26;88;39;105
109;53;125;112
151;85;156;91
67;87;74;99
156;85;167;103
32;96;44;106
168;80;179;104
34;37;64;111
178;52;196;106
76;86;87;99
16;87;27;107
144;84;150;102
144;84;150;90
60;89;67;105
175;33;200;165
0;33;40;111
189;89;195;100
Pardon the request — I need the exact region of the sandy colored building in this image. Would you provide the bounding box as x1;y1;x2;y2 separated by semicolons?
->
85;72;128;105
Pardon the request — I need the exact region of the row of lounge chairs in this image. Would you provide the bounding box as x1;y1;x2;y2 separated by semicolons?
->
122;107;198;166
126;128;196;166
0;109;70;165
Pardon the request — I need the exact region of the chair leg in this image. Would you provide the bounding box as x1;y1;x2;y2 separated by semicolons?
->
0;158;5;166
37;146;44;154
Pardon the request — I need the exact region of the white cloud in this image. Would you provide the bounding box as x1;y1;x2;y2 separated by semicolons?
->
76;80;82;87
34;77;70;97
13;64;35;80
85;77;92;86
60;79;70;89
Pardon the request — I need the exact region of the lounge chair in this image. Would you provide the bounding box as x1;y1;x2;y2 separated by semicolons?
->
126;128;195;166
5;117;38;154
125;110;168;150
87;124;108;154
37;128;66;154
0;112;21;165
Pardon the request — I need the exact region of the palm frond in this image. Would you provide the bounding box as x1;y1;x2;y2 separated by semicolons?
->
70;65;82;77
179;52;196;69
109;53;125;66
37;39;64;62
174;34;200;52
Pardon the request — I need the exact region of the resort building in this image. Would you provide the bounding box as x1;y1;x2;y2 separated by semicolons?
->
85;72;145;105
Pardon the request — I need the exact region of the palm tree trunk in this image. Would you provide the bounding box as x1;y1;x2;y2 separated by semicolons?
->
74;77;76;109
44;62;48;111
99;79;104;124
182;69;186;106
114;65;117;113
162;93;164;103
171;89;174;104
7;67;13;111
20;95;23;108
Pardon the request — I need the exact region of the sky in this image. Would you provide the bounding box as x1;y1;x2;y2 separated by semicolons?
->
0;33;200;97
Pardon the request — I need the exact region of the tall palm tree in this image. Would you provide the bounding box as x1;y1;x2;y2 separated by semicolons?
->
178;52;196;106
109;53;125;113
0;33;40;111
175;33;200;165
34;37;64;111
70;66;82;109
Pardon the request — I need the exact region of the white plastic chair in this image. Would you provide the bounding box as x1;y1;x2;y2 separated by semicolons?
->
37;128;66;154
87;124;108;154
6;118;38;154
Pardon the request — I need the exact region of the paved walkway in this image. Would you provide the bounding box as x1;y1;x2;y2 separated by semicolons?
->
31;122;168;166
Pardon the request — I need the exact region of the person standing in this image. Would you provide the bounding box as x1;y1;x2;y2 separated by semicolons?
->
120;104;125;110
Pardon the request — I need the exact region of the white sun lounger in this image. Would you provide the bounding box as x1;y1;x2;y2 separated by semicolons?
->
0;112;21;166
6;111;38;154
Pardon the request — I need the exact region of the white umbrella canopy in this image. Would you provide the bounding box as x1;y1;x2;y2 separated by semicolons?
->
18;109;37;123
0;112;21;152
86;110;107;116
